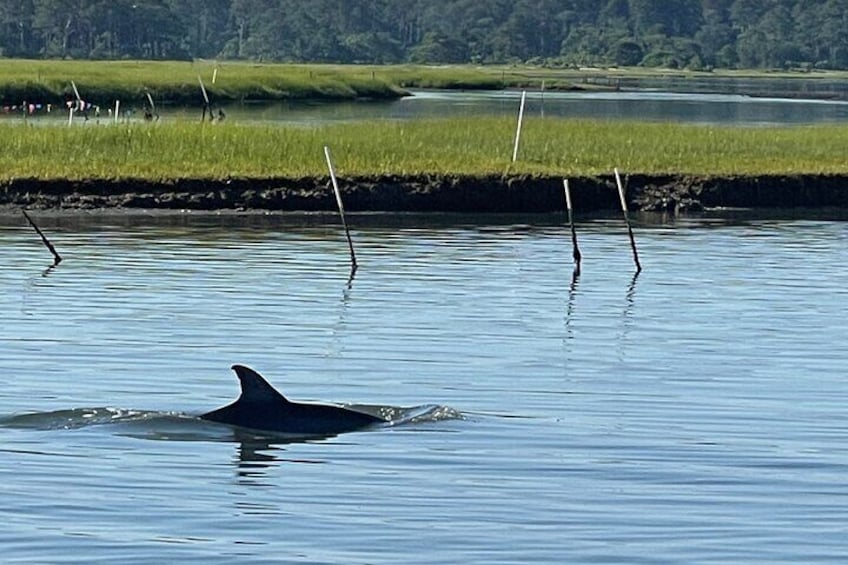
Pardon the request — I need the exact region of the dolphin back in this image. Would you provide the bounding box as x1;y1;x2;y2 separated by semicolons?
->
231;364;290;404
200;365;384;436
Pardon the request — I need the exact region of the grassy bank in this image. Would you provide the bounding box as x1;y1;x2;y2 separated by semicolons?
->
0;60;410;105
1;118;847;181
0;60;595;106
4;59;848;107
0;60;572;106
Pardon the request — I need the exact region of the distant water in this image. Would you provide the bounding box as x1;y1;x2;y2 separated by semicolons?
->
391;88;848;126
6;86;848;127
1;212;847;563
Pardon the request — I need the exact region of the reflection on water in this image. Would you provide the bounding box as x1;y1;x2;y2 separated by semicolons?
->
1;212;847;563
603;74;848;100
400;88;848;126
0;400;462;489
5;83;848;127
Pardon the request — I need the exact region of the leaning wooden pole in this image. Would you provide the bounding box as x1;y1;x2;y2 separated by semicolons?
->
22;209;62;265
198;75;211;121
563;179;582;274
71;80;82;103
324;146;358;271
614;168;642;273
145;91;159;120
512;90;527;163
540;80;546;118
68;80;82;126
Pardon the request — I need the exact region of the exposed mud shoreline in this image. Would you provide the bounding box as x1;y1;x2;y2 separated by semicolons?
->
2;174;847;215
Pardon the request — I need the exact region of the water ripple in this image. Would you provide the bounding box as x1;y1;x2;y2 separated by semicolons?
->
1;214;847;563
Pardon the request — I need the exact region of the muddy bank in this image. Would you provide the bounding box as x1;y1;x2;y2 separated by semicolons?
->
2;174;847;214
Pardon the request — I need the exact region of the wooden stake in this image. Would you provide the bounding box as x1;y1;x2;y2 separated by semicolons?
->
69;81;89;123
512;90;527;163
324;146;358;271
198;75;211;121
197;75;210;105
540;80;546;118
114;100;120;124
22;209;62;265
145;91;159;121
563;179;582;273
614;168;642;273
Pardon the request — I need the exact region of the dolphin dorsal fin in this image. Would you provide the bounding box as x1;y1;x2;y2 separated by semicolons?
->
231;364;290;404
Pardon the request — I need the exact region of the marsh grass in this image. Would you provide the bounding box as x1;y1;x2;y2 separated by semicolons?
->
1;118;847;181
0;60;555;105
0;60;407;105
6;59;847;107
0;60;650;105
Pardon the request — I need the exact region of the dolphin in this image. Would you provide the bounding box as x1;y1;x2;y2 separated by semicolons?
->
200;364;385;436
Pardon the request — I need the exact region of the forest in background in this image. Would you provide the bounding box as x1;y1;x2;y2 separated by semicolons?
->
1;1;848;70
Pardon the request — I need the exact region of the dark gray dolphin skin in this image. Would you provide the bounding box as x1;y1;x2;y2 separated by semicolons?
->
200;364;385;435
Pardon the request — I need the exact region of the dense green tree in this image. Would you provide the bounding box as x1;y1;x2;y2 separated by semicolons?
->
1;0;848;70
820;0;848;66
409;31;468;63
729;0;763;31
696;2;735;66
165;0;231;59
626;0;701;37
611;39;644;65
0;0;35;55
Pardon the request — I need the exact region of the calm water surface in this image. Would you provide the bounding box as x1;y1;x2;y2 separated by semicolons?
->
126;88;848;126
7;86;848;127
1;212;847;563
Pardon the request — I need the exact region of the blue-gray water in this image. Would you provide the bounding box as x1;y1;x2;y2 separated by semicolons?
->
1;212;847;563
7;87;848;127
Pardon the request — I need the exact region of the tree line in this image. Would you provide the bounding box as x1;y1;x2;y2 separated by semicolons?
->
2;0;848;70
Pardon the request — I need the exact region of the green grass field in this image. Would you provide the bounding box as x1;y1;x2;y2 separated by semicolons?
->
0;59;575;105
0;60;412;105
3;58;847;106
0;59;582;105
1;117;847;181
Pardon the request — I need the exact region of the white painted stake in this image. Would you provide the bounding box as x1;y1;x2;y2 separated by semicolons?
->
614;167;628;212
114;100;120;123
198;75;211;121
197;75;210;105
540;79;546;118
324;146;358;270
212;67;219;84
512;90;527;163
67;107;74;126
